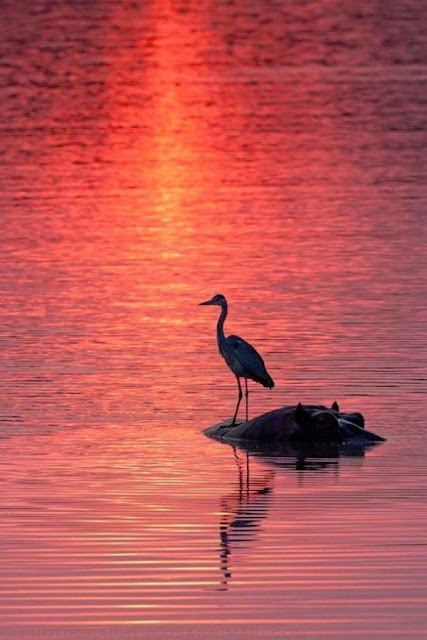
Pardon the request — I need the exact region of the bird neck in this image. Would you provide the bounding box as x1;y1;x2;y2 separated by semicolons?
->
216;301;228;354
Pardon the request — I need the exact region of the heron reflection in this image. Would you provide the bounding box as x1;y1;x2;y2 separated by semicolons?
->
218;448;274;590
216;442;371;589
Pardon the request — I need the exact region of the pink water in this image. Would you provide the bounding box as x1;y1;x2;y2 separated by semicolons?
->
1;1;426;638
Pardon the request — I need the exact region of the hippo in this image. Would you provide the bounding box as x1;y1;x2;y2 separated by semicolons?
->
203;402;385;453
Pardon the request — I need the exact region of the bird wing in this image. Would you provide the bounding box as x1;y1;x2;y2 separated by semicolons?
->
226;335;274;387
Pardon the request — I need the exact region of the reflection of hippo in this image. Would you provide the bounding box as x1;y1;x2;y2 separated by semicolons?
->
204;402;386;447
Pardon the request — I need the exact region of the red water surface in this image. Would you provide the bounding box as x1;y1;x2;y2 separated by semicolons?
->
0;1;426;638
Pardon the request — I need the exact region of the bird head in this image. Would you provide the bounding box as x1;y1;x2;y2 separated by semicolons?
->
199;293;226;307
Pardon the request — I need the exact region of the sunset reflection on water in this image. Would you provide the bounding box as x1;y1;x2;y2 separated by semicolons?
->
0;0;426;638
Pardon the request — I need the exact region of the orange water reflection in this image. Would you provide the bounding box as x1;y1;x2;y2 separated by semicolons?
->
1;0;427;638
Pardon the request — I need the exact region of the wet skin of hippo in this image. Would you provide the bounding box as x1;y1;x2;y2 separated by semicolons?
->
203;402;385;446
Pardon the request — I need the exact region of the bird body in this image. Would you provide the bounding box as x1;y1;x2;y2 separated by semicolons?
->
199;294;274;424
222;335;273;388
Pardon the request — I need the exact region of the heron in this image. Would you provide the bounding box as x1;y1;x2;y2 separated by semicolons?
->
199;294;274;425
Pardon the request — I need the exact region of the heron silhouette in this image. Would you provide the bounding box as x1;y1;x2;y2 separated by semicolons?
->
199;294;274;425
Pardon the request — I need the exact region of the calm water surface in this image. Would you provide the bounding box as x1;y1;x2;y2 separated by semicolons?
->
1;1;426;638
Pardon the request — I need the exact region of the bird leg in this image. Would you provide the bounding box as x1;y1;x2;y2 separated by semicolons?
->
231;376;243;426
244;378;249;421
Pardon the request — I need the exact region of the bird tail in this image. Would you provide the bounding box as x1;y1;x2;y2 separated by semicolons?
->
261;373;274;389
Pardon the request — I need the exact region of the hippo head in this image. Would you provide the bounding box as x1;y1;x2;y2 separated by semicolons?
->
292;403;343;443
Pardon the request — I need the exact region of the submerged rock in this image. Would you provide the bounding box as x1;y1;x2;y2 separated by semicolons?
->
203;402;385;446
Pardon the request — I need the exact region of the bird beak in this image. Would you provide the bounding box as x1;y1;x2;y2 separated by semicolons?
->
199;299;213;306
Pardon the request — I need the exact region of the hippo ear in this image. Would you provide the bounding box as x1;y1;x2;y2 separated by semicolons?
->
331;401;339;411
295;403;310;425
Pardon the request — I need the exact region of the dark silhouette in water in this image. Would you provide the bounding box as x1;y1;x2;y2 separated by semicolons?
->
205;402;385;453
199;294;274;425
215;425;371;590
218;448;274;590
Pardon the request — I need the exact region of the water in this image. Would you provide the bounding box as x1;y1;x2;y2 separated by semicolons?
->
1;1;426;638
